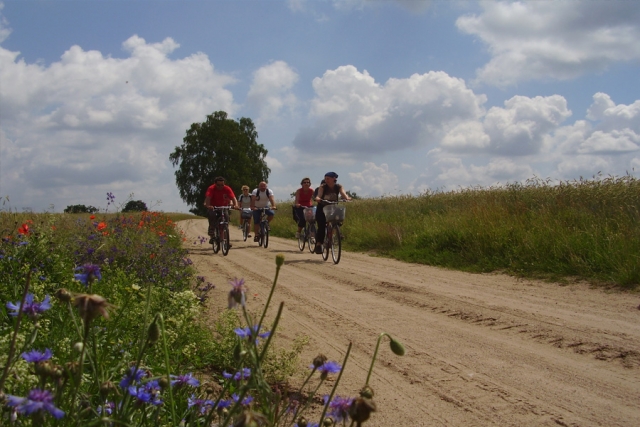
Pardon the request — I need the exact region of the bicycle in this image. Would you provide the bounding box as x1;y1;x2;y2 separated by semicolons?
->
240;208;252;242
297;206;317;253
320;200;347;264
254;207;276;248
210;206;232;256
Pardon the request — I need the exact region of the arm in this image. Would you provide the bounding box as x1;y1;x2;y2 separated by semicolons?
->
230;197;239;209
339;187;351;201
204;196;212;209
250;192;256;210
315;187;324;203
294;189;301;207
269;194;277;210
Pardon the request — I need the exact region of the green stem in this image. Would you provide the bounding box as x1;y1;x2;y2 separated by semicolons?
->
319;342;352;425
158;314;177;426
0;271;32;392
365;333;388;387
257;257;282;332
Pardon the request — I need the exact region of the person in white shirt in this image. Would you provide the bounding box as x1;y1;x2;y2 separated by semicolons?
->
250;181;277;242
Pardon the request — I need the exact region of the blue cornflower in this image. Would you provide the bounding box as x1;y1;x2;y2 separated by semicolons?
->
312;360;342;377
188;394;215;414
170;373;200;388
97;401;115;415
296;423;319;427
222;368;251;382
128;380;162;406
6;294;52;318
231;393;253;406
21;348;53;363
119;367;146;388
74;263;102;286
324;395;353;423
234;325;270;342
6;389;65;419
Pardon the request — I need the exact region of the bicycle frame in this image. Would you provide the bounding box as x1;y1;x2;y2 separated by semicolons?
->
210;206;232;256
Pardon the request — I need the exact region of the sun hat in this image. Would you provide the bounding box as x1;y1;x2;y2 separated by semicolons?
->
324;172;338;179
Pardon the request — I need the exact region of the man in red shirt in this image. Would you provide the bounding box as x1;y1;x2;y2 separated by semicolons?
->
204;176;238;244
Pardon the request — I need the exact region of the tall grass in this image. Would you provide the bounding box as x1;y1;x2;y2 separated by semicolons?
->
271;175;640;288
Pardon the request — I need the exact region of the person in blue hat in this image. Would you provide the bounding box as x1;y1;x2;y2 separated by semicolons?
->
313;172;351;254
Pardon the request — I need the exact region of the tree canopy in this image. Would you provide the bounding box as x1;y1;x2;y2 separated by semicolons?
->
122;200;148;212
170;111;270;216
64;204;98;214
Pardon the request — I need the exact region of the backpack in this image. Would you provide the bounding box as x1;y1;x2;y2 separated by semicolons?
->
254;188;273;201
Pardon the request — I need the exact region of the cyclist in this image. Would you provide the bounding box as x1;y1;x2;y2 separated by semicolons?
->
204;176;238;245
250;181;277;242
313;172;351;254
237;185;253;237
294;177;314;239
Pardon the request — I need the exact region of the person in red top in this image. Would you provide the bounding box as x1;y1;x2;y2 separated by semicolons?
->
293;177;314;238
204;176;238;244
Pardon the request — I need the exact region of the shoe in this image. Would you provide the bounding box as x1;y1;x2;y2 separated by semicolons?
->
314;245;323;254
247;234;251;238
228;243;232;248
209;238;214;244
295;232;300;238
254;235;260;242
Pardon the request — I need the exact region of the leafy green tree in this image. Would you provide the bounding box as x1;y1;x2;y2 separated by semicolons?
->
122;200;148;212
346;190;360;200
170;111;270;216
64;204;98;214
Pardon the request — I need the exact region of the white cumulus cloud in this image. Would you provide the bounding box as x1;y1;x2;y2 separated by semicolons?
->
457;0;640;86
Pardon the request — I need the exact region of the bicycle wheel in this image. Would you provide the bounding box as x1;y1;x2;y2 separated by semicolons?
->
264;222;270;248
307;223;316;254
331;224;342;264
221;224;230;256
242;221;248;241
212;227;220;254
322;225;330;261
258;223;264;247
298;224;307;251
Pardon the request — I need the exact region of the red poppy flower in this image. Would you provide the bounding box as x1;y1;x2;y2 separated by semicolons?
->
90;215;96;220
97;222;107;231
18;224;30;235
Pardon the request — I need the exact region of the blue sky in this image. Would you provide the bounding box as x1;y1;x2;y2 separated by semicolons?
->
1;0;639;213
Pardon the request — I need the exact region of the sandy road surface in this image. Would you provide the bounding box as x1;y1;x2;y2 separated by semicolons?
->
178;219;640;426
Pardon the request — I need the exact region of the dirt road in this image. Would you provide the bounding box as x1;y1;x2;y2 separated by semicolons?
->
178;219;640;426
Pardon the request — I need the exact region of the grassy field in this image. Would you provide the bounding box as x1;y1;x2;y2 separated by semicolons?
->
270;175;640;289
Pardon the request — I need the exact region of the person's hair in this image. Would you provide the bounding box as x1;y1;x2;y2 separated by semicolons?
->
214;176;225;182
300;177;311;185
241;185;249;191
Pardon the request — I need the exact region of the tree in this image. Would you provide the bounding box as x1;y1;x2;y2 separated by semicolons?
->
64;204;98;214
170;111;270;216
122;200;148;212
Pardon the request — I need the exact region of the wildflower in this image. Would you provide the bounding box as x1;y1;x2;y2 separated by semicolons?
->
128;380;163;406
6;389;65;419
170;373;200;388
90;215;96;220
349;395;376;424
188;395;215;414
96;222;107;231
312;360;341;379
6;294;52;318
97;401;115;416
21;349;53;363
119;367;146;388
231;393;254;406
234;325;270;342
222;368;251;382
74;263;102;286
18;223;30;235
324;395;353;423
228;277;247;309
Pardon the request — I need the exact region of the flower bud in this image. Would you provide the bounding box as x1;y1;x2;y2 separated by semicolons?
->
322;418;334;426
100;381;116;399
359;385;374;399
348;396;376;423
296;417;308;427
312;354;328;368
55;288;72;303
158;376;170;390
275;254;285;267
147;319;160;345
73;342;84;353
389;338;405;356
